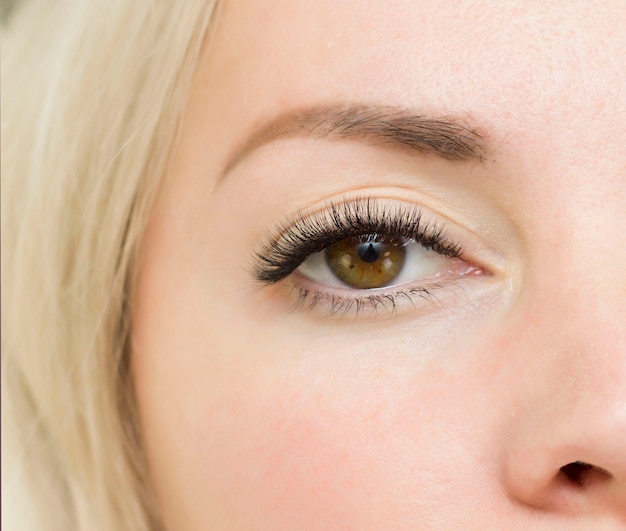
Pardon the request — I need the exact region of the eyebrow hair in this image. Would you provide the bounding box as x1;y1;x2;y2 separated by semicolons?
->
222;103;486;176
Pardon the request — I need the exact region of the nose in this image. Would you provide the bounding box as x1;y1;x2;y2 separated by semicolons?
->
501;281;626;523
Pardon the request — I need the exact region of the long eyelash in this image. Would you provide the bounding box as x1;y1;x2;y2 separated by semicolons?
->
252;196;463;284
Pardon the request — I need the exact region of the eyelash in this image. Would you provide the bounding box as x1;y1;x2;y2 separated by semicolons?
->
252;197;474;316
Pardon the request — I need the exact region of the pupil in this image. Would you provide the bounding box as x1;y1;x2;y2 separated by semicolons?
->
358;243;380;263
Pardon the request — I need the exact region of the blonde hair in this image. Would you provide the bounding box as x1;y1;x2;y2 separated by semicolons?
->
1;2;219;529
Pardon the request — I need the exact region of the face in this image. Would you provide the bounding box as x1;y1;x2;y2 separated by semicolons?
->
132;1;626;528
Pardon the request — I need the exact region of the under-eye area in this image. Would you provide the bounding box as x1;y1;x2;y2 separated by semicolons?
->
252;196;487;317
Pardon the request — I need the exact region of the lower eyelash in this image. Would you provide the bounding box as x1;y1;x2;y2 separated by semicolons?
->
288;282;449;319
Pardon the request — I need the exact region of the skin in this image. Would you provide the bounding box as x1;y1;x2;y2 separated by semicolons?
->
132;0;626;528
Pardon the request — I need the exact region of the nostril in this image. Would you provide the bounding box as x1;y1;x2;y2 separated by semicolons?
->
559;461;611;487
560;461;593;486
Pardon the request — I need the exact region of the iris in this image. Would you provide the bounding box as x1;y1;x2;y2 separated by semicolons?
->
325;234;406;289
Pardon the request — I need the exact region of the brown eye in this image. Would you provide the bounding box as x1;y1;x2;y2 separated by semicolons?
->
325;234;406;289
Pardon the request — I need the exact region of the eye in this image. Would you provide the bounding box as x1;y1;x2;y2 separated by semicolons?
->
297;232;467;290
252;197;486;317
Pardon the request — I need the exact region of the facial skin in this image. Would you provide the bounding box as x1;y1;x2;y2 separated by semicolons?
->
132;1;626;528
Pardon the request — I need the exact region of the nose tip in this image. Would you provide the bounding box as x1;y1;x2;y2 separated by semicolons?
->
502;363;626;523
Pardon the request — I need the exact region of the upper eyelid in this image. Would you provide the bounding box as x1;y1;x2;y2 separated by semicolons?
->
252;197;464;284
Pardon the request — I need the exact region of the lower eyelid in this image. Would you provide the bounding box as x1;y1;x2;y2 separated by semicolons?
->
283;276;482;319
261;256;491;321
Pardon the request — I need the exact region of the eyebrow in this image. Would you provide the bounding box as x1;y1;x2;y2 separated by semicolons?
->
222;103;486;176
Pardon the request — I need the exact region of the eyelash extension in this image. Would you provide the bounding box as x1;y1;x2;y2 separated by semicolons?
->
252;196;463;285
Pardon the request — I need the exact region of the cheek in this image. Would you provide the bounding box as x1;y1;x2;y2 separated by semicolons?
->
205;373;379;527
171;343;490;529
203;370;395;528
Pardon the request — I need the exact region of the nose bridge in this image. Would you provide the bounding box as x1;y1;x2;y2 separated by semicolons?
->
518;276;626;441
534;279;626;450
527;158;626;374
524;230;626;420
552;266;625;363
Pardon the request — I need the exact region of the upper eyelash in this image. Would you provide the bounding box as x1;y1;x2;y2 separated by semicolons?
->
252;196;463;284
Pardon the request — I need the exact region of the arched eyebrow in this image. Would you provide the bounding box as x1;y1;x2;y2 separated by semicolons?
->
222;103;487;177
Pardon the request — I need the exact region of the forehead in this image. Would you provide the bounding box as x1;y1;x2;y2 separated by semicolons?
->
187;0;626;182
206;2;624;111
